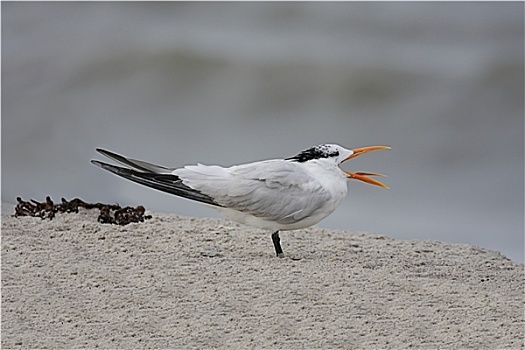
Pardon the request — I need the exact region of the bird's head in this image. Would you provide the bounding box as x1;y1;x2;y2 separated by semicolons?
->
287;144;390;189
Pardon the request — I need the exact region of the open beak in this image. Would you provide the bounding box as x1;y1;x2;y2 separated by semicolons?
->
344;171;389;189
344;145;391;161
342;145;390;189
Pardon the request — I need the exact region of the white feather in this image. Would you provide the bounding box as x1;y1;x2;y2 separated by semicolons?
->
173;157;348;230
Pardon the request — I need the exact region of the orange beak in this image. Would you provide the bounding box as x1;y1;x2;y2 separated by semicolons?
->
342;145;390;189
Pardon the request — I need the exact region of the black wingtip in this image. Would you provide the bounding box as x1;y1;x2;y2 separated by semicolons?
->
91;158;222;207
90;160;124;175
94;148;157;173
91;159;111;169
96;148;116;158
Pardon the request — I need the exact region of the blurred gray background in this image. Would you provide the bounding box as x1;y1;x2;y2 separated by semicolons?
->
3;2;523;262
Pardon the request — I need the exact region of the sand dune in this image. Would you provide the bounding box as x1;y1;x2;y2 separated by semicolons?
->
2;209;523;349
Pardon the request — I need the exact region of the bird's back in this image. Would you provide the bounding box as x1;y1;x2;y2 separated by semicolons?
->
173;159;347;230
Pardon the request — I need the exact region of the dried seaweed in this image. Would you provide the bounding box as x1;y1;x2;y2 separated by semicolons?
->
13;197;152;225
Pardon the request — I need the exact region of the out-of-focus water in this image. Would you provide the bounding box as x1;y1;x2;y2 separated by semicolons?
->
3;2;523;261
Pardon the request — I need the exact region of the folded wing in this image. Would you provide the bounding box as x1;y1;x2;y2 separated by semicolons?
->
174;160;332;225
92;149;333;225
91;149;221;207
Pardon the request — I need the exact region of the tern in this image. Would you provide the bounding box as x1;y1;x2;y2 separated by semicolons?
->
91;144;390;257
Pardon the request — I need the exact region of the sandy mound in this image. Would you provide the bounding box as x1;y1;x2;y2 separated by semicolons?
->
2;209;523;349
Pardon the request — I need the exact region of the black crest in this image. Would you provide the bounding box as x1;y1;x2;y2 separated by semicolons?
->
286;145;340;163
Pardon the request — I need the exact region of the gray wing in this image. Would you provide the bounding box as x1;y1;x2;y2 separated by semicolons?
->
174;160;332;224
91;149;221;207
95;148;174;174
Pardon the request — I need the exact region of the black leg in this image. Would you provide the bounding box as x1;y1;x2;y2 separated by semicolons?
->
271;231;284;257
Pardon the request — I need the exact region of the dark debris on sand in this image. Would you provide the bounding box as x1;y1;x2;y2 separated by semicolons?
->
13;196;152;226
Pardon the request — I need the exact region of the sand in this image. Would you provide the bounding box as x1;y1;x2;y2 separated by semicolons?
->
2;209;523;349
